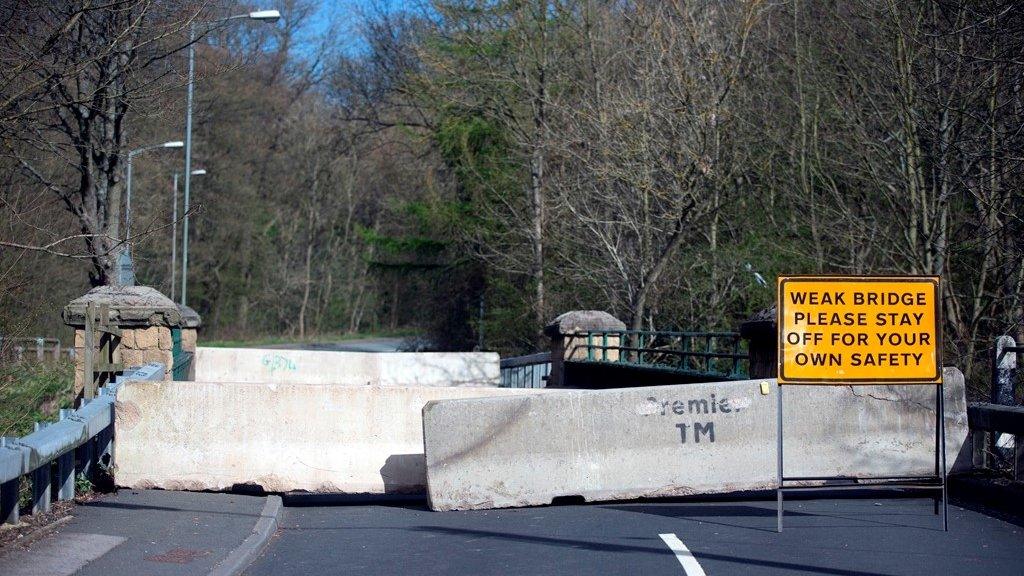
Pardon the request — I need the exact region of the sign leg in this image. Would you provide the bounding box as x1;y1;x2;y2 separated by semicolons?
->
933;384;941;515
777;384;784;533
939;384;948;531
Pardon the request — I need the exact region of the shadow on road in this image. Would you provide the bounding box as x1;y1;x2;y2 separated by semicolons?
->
409;524;899;576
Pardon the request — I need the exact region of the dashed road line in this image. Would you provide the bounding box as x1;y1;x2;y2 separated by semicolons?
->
659;533;707;576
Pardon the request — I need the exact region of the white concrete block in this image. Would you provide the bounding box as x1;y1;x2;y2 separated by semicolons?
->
423;368;967;511
194;347;500;387
114;381;544;493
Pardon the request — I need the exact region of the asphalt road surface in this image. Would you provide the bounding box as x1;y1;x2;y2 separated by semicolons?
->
245;496;1023;576
261;338;405;352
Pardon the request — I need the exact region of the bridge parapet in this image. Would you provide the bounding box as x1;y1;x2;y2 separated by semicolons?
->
63;286;199;398
544;310;626;387
739;305;777;379
574;329;748;381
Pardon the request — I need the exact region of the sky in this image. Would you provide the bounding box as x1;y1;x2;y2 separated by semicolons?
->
298;0;409;56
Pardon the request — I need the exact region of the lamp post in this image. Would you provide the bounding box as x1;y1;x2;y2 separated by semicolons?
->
126;140;184;242
181;8;280;307
171;169;206;301
121;140;183;286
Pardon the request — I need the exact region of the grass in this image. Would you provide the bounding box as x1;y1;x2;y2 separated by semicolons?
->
0;360;75;438
202;328;419;348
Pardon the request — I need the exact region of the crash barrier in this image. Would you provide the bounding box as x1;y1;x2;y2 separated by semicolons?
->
114;381;546;494
0;363;164;524
422;368;967;511
500;353;550;388
194;347;500;387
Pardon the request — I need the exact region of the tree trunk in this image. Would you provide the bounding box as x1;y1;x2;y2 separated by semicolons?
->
299;241;313;339
630;216;691;331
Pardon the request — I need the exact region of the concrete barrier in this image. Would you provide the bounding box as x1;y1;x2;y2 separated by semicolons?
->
422;368;968;511
193;347;500;386
114;381;544;493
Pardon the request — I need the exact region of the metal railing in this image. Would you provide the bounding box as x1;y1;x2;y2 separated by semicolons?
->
500;353;550;388
973;335;1024;480
0;362;164;525
968;402;1024;481
576;330;749;379
0;336;75;363
170;327;194;381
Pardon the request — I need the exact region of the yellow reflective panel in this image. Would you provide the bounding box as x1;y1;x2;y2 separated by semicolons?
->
777;276;941;384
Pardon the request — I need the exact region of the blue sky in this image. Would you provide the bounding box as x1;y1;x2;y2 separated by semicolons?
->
299;1;414;54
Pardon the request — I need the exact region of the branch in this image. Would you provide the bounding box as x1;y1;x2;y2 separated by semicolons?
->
0;206;196;259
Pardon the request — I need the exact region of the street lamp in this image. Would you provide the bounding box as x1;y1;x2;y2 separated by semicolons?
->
181;8;280;307
171;169;207;301
121;140;183;286
126;140;183;242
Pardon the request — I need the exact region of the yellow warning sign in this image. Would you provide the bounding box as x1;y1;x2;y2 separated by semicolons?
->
777;276;941;384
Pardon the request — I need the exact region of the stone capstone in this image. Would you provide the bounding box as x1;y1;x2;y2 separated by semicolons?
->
739;304;777;338
178;305;202;329
63;286;181;328
544;311;626;338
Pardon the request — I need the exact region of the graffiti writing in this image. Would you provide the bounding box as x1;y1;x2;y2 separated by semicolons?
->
644;394;750;445
261;354;297;374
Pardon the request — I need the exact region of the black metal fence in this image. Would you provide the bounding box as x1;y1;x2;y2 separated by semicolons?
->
500;353;550;388
577;330;749;380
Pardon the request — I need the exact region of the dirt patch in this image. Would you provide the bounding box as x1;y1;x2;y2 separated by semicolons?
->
0;500;75;553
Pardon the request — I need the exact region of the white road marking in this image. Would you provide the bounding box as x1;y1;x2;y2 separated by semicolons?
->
659;533;707;576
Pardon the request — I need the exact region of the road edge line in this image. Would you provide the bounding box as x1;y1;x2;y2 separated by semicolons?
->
658;533;707;576
208;495;282;576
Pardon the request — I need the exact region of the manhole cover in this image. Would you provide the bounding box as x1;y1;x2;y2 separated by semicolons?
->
144;547;212;564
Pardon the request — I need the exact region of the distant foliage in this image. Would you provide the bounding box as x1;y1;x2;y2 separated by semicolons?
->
0;1;1020;396
0;360;75;437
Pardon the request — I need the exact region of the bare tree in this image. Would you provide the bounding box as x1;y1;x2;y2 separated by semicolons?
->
1;1;200;285
550;0;763;330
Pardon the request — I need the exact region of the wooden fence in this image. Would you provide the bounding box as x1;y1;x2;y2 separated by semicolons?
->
0;336;74;363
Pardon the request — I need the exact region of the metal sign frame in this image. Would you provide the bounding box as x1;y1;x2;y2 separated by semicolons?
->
775;275;947;532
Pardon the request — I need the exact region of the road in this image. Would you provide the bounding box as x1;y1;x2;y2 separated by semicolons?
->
3;491;1022;575
0;490;268;576
245;496;1024;576
261;337;405;353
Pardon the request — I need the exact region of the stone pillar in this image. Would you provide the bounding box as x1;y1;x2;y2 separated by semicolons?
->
63;286;182;398
739;305;777;379
992;335;1018;406
178;305;202;380
544;311;626;388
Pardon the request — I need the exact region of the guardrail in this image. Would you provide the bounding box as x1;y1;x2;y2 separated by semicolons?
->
577;330;749;380
0;336;75;363
500;353;550;388
968;402;1024;481
973;336;1024;481
0;362;164;525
